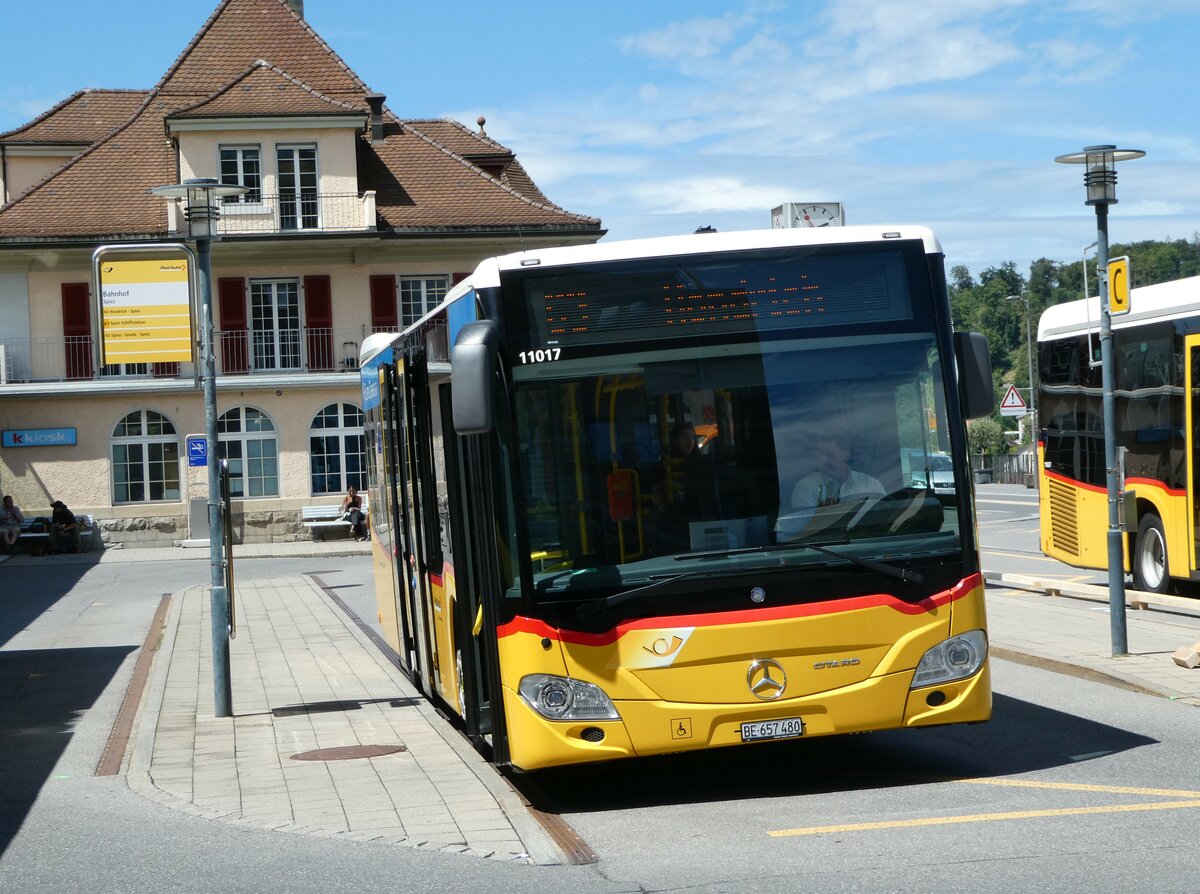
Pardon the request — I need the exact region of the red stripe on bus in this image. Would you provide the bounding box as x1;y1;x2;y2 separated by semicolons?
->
429;572;444;588
1046;470;1187;499
1124;476;1186;497
1044;469;1106;494
497;573;982;646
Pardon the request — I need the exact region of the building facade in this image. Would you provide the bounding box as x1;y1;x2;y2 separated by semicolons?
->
0;0;602;546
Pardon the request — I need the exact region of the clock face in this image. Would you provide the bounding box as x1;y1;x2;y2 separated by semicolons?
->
792;204;842;227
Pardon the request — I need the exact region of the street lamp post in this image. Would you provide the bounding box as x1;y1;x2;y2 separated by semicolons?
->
1006;294;1037;482
151;178;247;717
1054;145;1145;657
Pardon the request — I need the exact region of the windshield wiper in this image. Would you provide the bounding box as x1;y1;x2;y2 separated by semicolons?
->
676;540;924;584
574;569;710;620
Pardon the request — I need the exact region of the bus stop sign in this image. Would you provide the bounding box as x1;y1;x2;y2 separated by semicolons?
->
1108;256;1131;316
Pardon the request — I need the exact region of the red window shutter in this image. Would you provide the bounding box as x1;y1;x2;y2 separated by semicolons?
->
452;271;470;285
61;282;93;379
304;275;334;371
218;277;248;373
152;361;181;378
370;275;397;331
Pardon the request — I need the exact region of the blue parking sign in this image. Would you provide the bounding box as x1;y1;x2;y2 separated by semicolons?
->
187;436;208;467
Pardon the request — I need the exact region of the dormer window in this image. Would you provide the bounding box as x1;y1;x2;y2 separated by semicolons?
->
219;144;262;203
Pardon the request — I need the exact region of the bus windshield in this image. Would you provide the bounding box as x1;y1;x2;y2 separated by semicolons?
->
512;330;961;610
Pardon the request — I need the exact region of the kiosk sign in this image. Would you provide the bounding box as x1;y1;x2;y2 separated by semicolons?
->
94;246;196;365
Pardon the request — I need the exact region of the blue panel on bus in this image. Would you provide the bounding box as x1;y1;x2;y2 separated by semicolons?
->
447;289;478;352
359;344;392;410
588;423;658;464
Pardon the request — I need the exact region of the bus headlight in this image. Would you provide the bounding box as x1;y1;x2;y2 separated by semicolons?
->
911;630;987;687
518;674;621;721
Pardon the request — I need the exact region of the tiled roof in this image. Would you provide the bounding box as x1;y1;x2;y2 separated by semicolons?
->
0;0;599;240
363;122;595;229
0;110;176;239
168;61;367;119
153;0;367;104
403;119;513;159
0;90;148;145
403;119;555;207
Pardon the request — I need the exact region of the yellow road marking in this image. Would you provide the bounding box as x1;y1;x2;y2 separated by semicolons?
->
768;800;1200;837
957;777;1200;799
981;549;1066;564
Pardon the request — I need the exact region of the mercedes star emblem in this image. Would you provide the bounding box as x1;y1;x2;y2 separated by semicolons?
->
747;658;787;700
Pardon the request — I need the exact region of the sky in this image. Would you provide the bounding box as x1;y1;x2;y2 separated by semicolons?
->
2;0;1198;280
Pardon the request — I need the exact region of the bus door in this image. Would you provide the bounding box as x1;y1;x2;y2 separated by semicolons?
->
437;384;493;748
446;380;514;763
381;362;418;677
1187;334;1200;573
399;347;440;698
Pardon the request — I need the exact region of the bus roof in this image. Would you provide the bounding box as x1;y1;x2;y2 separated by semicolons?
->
360;330;397;366
470;225;942;289
1038;274;1200;341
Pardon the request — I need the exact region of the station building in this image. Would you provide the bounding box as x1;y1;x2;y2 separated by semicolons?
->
0;0;602;546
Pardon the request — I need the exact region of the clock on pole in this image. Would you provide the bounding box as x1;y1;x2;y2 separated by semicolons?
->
770;202;845;228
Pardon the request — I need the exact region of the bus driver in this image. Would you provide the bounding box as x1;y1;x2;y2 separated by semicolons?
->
791;430;885;509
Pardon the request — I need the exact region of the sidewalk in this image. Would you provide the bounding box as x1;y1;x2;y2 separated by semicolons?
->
127;572;564;864
984;575;1200;706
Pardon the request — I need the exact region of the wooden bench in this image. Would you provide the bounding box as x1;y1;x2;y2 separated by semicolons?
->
15;514;96;555
302;497;368;539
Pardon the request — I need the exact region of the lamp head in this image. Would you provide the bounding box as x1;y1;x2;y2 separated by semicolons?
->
1054;145;1145;206
151;178;248;239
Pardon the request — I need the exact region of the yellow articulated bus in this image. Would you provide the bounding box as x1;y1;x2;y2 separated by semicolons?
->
1038;274;1200;594
360;226;995;771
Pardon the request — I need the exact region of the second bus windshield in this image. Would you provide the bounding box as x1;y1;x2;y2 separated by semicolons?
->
513;332;961;601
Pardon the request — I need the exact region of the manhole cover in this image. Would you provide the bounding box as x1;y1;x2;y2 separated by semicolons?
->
290;744;406;762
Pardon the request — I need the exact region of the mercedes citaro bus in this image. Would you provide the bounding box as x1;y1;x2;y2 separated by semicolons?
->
359;225;994;770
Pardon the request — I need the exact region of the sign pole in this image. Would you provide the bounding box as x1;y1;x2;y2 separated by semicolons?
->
149;178;245;718
197;234;232;716
1095;205;1129;655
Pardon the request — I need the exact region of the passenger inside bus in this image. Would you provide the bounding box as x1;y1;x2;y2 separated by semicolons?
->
650;422;714;552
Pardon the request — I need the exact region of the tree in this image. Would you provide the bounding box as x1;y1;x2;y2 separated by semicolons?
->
968;417;1007;457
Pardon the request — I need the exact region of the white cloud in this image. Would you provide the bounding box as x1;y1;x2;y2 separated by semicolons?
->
458;0;1199;274
627;176;791;215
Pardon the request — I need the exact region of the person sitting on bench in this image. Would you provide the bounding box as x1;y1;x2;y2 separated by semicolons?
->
0;495;22;552
49;500;83;554
340;486;368;541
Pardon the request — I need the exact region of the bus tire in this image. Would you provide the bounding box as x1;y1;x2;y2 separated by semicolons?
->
1133;513;1170;594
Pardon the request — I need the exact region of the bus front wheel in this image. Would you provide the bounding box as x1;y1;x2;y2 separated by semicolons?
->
1133;513;1170;594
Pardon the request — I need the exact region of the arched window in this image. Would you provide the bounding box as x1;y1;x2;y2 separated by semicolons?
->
112;410;181;503
310;402;366;495
218;406;278;497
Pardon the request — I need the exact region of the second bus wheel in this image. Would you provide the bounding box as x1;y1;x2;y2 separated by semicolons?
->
1133;512;1171;594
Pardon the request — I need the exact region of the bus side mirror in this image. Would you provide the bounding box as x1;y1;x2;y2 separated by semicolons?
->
451;320;500;434
954;331;994;420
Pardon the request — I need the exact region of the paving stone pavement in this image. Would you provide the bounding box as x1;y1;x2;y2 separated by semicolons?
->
125;574;560;865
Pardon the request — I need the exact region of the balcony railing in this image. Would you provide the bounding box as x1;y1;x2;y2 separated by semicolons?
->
166;191;377;236
0;328;367;384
